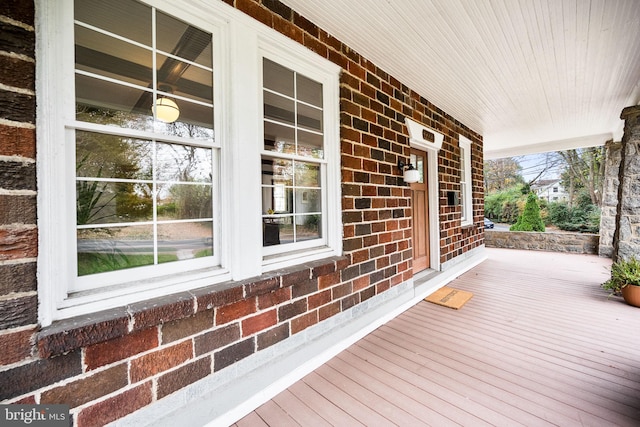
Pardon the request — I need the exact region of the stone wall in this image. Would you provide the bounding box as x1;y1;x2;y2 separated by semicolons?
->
612;105;640;261
599;141;621;257
485;230;599;254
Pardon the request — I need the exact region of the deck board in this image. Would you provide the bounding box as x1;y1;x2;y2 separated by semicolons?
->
234;249;640;427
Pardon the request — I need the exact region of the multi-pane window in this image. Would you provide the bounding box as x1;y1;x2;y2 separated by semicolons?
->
459;136;473;225
39;0;340;322
261;59;325;253
73;0;216;289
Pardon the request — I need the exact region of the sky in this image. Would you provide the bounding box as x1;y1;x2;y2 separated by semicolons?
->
516;153;565;182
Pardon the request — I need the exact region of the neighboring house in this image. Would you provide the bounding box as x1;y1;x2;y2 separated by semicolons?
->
532;179;569;202
0;1;485;425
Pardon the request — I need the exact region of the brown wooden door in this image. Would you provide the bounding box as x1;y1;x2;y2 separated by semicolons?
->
411;149;430;273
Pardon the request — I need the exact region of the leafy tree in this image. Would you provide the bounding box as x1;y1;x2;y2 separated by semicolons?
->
484;185;526;223
510;193;545;232
483;158;524;192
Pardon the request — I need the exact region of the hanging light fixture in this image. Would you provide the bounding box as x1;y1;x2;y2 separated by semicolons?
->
152;85;180;123
153;97;180;123
398;159;420;184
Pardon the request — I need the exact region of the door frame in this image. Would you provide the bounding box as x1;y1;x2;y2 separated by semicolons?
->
405;118;442;272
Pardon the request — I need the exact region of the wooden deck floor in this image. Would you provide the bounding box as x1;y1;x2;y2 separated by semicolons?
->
234;248;640;427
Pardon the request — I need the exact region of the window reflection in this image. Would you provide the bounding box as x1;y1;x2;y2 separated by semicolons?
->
74;0;217;276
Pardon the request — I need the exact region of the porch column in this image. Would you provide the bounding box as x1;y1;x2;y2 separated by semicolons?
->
598;140;621;257
609;105;640;261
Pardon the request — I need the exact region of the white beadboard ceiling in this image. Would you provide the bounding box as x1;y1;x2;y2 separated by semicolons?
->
280;0;640;158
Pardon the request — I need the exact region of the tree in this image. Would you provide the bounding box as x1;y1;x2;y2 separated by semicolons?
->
483;158;524;192
516;152;563;186
557;147;604;207
510;193;545;232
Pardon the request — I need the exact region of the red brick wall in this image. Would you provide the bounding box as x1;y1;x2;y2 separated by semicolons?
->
0;0;483;424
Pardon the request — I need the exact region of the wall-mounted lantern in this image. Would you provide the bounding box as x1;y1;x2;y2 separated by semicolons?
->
398;159;420;183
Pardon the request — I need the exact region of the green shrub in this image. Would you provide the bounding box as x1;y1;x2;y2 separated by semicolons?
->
547;201;600;233
510;193;545;232
484;185;525;223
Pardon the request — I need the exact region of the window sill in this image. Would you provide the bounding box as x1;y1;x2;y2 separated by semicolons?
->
37;255;349;358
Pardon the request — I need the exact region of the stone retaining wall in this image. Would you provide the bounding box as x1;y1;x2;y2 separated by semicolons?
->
485;230;600;254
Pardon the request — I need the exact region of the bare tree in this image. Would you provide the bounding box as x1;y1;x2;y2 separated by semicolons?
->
557;147;604;206
516;152;563;186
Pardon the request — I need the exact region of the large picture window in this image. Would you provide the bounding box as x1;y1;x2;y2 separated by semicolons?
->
71;0;217;292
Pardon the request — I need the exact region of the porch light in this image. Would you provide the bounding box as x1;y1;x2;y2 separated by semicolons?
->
153;97;180;123
398;160;420;183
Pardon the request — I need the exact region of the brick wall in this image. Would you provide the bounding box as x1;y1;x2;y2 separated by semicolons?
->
0;0;483;425
0;0;38;368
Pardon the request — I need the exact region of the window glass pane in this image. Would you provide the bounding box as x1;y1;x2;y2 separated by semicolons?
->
77;181;153;225
295;161;320;187
262;186;293;214
76;74;153;131
262;158;294;186
77;225;154;276
296;74;322;107
75;0;151;46
276;216;294;244
264;121;295;154
410;153;425;184
297;130;323;159
296;189;321;212
157;222;213;262
75;25;152;87
156;143;212;182
158;183;212;220
263;217;291;246
76;131;152;180
153;100;214;141
296;214;321;241
264;92;295;125
156;54;213;104
263;59;294;97
297;103;322;132
156;12;212;68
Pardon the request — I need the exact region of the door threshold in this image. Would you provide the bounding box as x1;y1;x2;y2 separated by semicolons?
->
413;268;439;286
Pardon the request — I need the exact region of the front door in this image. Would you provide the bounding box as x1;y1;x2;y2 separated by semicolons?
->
411;148;430;273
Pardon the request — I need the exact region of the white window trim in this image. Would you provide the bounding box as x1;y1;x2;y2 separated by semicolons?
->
37;0;342;325
459;135;473;226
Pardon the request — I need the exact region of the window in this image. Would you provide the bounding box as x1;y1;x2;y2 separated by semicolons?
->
37;0;341;323
459;136;473;226
553;186;558;193
261;59;325;254
72;0;217;292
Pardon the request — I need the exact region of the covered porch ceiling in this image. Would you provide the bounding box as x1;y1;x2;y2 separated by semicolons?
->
280;0;640;159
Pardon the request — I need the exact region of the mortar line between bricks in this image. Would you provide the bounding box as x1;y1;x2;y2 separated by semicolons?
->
0;257;36;266
0;15;35;32
0;82;35;96
0;290;37;302
0;118;35;129
0;154;36;163
0;50;35;63
0;189;36;196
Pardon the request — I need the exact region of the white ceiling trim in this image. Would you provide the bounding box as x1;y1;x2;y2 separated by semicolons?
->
484;132;613;159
